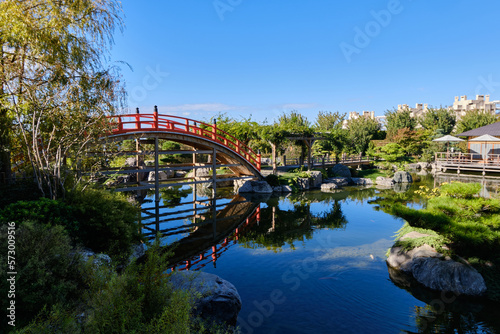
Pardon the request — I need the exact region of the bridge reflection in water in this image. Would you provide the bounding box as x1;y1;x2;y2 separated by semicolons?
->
139;185;261;272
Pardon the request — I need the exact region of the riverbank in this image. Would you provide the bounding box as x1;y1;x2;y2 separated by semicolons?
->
378;182;500;302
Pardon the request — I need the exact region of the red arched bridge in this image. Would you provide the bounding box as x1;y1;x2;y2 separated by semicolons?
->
105;111;263;189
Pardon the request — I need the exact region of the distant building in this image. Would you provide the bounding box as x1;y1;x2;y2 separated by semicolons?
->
342;110;386;130
451;95;500;120
396;95;500;121
397;103;429;118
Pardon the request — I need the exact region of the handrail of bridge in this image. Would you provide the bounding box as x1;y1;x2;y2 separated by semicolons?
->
435;152;500;165
108;112;261;171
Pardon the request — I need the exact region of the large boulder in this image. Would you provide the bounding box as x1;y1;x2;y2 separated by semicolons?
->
326;177;350;187
308;171;323;188
237;180;273;194
147;170;173;182
393;171;413;183
321;183;339;192
387;233;487;297
376;176;395;187
169;271;242;326
296;177;310;190
351;177;373;186
330;164;351;180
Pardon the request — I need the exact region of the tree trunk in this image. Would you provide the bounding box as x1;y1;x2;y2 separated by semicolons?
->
0;109;11;183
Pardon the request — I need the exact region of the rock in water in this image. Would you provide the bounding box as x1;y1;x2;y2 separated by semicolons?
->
308;171;323;188
393;171;413;183
169;271;242;326
387;232;487;297
237;180;273;194
375;176;395;187
411;257;487;296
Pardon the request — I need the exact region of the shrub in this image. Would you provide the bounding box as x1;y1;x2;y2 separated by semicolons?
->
65;188;141;260
265;174;280;187
0;223;82;330
0;198;80;237
439;182;481;199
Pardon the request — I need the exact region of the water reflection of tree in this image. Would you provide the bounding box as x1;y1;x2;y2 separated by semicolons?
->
405;304;499;334
159;186;191;207
238;198;347;252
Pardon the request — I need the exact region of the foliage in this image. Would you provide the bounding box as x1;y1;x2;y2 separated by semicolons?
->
439;182;482;199
390;128;429;156
385;108;417;138
0;198;80;237
0;223;83;330
211;112;261;145
0;179;42;209
15;238;222;334
313;111;347;161
392;222;450;254
345;116;381;154
1;188;141;260
65;188;141;260
0;0;125;199
376;143;405;163
455;109;499;134
418;108;456;135
265;173;280;187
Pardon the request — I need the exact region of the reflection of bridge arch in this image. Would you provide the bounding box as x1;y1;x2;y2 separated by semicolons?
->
141;194;261;271
107;111;263;179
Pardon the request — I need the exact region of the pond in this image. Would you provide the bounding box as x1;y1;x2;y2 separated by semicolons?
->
139;179;500;334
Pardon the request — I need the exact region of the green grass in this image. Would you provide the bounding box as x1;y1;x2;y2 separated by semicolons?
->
355;168;388;180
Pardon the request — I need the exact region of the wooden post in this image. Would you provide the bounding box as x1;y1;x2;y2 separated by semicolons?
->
212;118;217;141
154;137;160;204
212;148;217;199
154;105;159;130
135;107;140;130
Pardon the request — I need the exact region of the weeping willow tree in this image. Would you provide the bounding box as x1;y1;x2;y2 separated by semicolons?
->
0;0;125;199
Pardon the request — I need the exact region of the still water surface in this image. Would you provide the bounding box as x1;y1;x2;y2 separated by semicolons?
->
140;182;500;333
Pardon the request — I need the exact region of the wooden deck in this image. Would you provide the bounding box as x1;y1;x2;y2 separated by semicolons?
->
435;152;500;174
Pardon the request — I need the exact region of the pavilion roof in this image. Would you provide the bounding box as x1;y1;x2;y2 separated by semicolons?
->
455;121;500;137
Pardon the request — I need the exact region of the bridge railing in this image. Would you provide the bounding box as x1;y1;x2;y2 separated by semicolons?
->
108;112;261;171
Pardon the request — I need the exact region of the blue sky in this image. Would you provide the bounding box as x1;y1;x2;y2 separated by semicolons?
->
111;0;500;123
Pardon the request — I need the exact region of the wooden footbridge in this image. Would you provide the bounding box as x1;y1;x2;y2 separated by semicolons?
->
99;108;263;201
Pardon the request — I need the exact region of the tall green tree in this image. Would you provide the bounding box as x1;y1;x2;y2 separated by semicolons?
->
455;110;499;134
211;112;260;146
418;108;456;135
0;0;124;198
385;107;417;138
345;116;381;154
313;111;347;162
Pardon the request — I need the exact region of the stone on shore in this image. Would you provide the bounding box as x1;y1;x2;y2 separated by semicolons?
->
351;177;373;186
308;171;323;188
393;171;413;183
330;164;351;180
376;176;395;187
236;180;273;194
387;233;487;296
169;271;242;326
321;183;339;192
